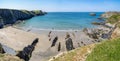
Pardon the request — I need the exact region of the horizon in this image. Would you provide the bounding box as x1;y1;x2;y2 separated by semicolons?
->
0;0;120;12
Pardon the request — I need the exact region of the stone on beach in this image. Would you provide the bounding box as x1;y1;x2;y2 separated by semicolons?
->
65;33;74;51
58;42;61;52
16;38;39;61
65;37;74;51
51;36;58;47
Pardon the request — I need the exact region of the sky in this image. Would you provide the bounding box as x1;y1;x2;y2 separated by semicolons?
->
0;0;120;12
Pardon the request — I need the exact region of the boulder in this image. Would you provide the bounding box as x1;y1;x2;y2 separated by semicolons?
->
51;36;58;47
16;38;39;61
65;38;74;51
58;42;61;52
90;13;96;16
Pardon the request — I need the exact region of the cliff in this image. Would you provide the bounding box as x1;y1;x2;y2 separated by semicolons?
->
100;12;120;38
0;9;46;28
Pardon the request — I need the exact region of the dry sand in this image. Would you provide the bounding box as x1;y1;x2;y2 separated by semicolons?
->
0;26;96;61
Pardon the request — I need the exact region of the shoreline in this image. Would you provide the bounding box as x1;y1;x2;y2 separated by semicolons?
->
13;25;108;32
0;23;111;61
0;26;101;61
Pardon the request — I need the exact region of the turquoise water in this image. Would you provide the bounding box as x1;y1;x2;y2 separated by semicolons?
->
17;12;104;30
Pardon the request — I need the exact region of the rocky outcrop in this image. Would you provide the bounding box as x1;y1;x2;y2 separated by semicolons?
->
90;13;96;16
65;38;74;51
101;12;120;18
0;9;46;28
16;38;39;61
51;36;58;47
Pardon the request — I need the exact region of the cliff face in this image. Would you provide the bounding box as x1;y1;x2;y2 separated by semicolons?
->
0;9;46;28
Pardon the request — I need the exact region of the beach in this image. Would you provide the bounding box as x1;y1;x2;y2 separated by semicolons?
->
0;26;106;61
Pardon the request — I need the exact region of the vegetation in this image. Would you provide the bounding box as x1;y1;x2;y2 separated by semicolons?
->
0;54;24;61
52;44;95;61
52;38;120;61
107;15;120;24
86;38;120;61
21;10;30;14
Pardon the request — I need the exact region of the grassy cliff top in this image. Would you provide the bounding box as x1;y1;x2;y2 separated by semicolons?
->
51;38;120;61
107;15;120;24
86;38;120;61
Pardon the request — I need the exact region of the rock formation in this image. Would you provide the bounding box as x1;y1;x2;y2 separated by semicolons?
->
58;42;61;52
51;36;58;47
65;34;74;51
90;12;96;16
16;38;39;61
0;9;46;28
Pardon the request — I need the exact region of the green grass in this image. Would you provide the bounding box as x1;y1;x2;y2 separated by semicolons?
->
0;54;4;58
107;15;120;24
86;38;120;61
52;44;95;61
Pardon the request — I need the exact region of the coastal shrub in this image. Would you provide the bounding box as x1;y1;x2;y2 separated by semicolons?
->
86;38;120;61
107;15;120;24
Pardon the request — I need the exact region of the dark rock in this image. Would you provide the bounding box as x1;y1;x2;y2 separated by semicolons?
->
51;36;58;47
90;13;96;16
87;29;104;39
92;22;101;25
0;43;5;53
65;38;74;51
88;33;99;39
58;42;61;52
16;38;39;61
48;31;52;37
101;33;109;39
97;17;104;20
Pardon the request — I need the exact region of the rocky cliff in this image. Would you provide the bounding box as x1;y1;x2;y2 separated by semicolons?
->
0;9;46;28
102;12;120;38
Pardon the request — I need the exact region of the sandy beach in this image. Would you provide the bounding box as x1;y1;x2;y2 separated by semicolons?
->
0;26;109;61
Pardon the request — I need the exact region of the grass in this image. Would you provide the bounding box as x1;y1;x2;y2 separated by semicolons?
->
86;38;120;61
52;44;95;61
107;15;120;24
0;54;24;61
0;54;4;58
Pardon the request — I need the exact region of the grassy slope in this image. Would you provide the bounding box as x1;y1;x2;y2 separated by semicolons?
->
51;44;95;61
52;38;120;61
107;15;120;24
0;54;24;61
86;38;120;61
106;14;120;28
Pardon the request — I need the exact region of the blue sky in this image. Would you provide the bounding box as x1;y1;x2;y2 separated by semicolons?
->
0;0;120;12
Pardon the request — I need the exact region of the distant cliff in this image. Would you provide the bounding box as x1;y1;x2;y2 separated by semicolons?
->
0;9;46;28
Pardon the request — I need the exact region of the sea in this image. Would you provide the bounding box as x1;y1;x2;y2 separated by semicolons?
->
16;12;104;31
